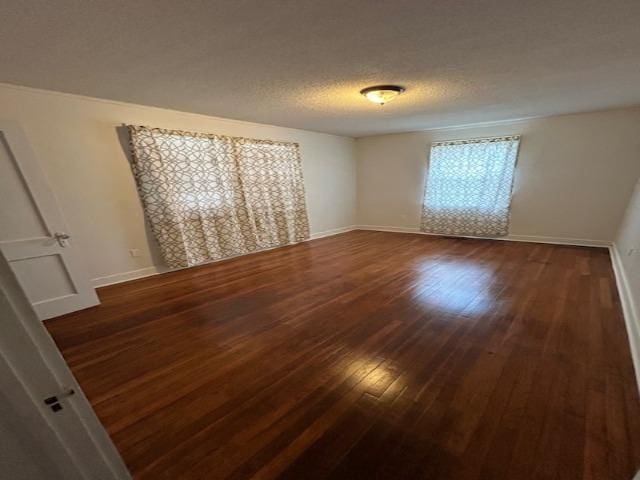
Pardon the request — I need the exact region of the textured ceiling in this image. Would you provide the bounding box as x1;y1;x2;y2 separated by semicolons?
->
2;0;640;137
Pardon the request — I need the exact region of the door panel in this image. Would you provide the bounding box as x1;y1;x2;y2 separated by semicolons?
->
0;137;49;239
12;255;76;302
0;251;130;479
0;124;99;320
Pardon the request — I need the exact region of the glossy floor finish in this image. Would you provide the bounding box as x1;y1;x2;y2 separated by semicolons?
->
46;231;640;480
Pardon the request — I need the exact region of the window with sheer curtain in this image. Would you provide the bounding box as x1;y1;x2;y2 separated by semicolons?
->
420;136;521;237
128;126;310;268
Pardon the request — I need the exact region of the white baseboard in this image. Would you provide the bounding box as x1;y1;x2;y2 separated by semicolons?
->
354;225;611;248
355;225;421;234
309;225;356;240
91;266;159;288
90;226;357;288
610;244;640;393
505;234;610;248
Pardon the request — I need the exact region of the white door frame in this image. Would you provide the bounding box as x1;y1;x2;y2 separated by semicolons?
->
0;121;99;319
0;249;130;479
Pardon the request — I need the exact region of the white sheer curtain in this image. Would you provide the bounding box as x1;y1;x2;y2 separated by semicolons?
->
420;136;520;237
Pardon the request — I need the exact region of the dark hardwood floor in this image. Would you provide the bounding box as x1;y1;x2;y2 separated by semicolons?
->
46;230;640;480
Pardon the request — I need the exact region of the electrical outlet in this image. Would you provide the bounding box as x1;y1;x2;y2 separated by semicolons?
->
129;248;141;258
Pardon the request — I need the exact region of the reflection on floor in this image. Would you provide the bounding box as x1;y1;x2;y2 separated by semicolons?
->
46;230;640;479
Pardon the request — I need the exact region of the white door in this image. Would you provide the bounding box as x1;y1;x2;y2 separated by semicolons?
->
0;250;130;479
0;122;99;320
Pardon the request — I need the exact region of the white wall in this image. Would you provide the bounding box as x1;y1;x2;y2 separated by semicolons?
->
0;84;356;284
613;179;640;385
356;108;640;244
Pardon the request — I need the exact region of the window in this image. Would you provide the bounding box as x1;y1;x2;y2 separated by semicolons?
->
420;136;520;237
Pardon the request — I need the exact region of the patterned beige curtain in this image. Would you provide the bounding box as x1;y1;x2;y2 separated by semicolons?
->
128;126;310;268
421;135;521;237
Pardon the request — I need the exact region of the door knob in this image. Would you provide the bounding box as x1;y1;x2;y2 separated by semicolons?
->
54;232;70;247
44;388;76;413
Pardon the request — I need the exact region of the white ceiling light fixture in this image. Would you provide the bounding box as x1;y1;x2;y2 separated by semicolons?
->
360;85;405;105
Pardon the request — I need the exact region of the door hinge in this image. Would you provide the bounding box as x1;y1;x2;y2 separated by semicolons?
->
44;388;75;412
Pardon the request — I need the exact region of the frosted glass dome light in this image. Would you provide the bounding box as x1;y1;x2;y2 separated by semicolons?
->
360;85;405;105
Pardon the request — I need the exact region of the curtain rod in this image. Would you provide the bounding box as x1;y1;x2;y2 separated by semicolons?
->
126;124;300;148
